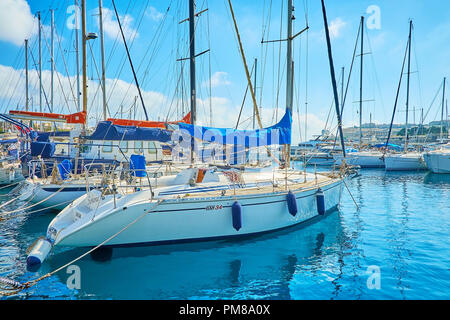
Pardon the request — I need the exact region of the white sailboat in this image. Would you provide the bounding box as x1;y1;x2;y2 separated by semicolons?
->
334;150;385;168
384;152;426;171
383;21;427;171
26;0;346;268
423;144;450;173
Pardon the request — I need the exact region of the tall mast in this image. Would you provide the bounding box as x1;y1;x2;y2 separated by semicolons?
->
286;0;294;113
38;12;42;114
284;0;295;167
25;39;29;111
341;67;344;111
81;0;88;119
189;0;196;125
50;9;54;113
75;0;81;112
253;58;257;129
99;0;107;120
404;20;412;152
321;0;346;157
359;16;364;150
440;77;446;142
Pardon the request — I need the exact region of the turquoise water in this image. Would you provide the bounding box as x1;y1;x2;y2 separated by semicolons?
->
1;169;449;300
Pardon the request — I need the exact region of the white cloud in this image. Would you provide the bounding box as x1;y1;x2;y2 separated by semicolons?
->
328;18;347;39
0;0;37;46
101;7;138;40
146;6;164;22
203;72;231;88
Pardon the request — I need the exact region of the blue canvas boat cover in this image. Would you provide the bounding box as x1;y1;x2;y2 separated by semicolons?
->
178;109;292;147
374;143;402;151
88;121;172;143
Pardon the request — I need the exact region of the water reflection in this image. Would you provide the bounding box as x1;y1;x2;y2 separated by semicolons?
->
423;172;450;186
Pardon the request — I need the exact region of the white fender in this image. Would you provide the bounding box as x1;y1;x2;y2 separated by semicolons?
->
27;238;53;267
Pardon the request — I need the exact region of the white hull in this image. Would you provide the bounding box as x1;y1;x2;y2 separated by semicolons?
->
334;152;385;168
423;152;450;173
384;153;427;171
20;180;92;211
48;179;343;247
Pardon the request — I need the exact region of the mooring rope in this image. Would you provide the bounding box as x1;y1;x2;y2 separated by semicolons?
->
0;199;74;222
0;184;67;216
0;199;164;297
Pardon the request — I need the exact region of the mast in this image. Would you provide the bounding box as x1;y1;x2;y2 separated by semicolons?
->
285;0;294;167
75;0;81;112
404;20;412;152
341;67;344;111
111;0;149;121
227;0;262;128
286;0;294;113
440;77;446;142
253;58;257;129
38;12;42;114
25;39;29;111
50;9;55;113
359;16;364;150
189;0;196;126
81;0;88;118
321;0;346;157
99;0;107;120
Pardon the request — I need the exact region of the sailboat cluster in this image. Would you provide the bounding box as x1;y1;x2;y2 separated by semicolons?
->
0;0;351;274
0;0;447;289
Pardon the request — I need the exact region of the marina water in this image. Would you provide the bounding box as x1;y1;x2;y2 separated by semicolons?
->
1;167;449;299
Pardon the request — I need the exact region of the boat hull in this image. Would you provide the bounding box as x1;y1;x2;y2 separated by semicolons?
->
423;152;450;174
384;154;427;171
28;182;93;211
334;153;385;168
54;180;343;247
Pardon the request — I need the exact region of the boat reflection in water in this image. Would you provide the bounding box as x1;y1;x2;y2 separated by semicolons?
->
48;210;345;299
423;172;450;186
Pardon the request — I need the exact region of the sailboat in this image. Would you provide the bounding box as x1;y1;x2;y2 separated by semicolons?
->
384;21;427;171
423;79;449;173
423;143;450;173
332;16;385;168
26;0;345;268
9;0;192;211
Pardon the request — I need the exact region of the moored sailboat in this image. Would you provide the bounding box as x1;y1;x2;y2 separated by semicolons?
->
26;0;346;268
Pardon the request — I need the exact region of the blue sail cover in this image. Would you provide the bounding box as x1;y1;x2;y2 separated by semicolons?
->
88;121;172;143
178;109;292;147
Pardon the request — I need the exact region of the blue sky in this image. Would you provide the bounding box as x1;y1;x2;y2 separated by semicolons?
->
0;0;449;142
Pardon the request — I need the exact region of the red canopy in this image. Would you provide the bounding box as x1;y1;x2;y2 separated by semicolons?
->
9;110;87;124
107;112;191;128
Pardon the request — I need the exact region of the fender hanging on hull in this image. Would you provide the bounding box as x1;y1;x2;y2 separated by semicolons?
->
231;201;242;231
286;191;298;216
316;188;325;215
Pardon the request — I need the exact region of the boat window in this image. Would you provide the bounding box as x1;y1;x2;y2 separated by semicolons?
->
119;141;128;153
134;141;143;153
102;141;113;153
148;142;157;154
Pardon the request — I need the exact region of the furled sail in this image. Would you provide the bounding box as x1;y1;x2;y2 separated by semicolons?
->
88;121;172;143
107;112;191;128
177;109;292;147
9;110;86;124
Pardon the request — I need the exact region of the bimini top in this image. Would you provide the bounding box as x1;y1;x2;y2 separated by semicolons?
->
88;121;172;143
107;112;191;128
178;109;292;147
